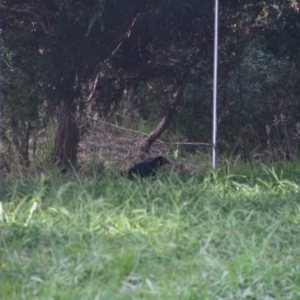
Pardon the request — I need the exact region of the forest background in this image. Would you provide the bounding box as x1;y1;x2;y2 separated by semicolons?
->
1;0;300;172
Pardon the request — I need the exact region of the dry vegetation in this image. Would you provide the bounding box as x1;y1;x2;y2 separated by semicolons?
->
1;117;211;176
77;119;211;176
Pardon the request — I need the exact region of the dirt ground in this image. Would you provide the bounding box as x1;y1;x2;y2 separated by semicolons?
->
78;119;211;175
0;119;211;175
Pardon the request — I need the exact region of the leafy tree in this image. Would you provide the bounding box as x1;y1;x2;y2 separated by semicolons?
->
2;0;146;168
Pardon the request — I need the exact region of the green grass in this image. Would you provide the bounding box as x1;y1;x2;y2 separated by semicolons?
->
1;163;300;299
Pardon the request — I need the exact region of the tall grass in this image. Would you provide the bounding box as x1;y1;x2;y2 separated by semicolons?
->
1;162;300;299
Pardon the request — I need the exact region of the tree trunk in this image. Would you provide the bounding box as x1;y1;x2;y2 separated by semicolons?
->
54;103;79;172
11;117;31;167
140;65;191;153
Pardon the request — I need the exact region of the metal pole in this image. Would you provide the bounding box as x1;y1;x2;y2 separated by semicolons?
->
212;0;219;168
0;28;2;192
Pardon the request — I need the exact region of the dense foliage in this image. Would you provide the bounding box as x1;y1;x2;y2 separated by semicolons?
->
1;0;300;168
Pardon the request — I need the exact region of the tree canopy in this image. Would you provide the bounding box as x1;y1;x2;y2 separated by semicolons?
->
1;0;300;169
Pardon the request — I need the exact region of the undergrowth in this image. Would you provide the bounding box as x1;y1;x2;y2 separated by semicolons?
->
1;162;300;299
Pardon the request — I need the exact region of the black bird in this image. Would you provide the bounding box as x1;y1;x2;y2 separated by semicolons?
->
123;156;170;180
